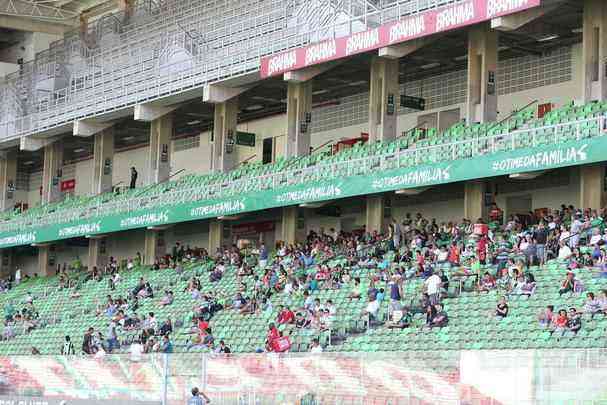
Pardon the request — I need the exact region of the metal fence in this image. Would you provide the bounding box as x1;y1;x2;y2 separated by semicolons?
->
0;115;603;234
2;349;607;405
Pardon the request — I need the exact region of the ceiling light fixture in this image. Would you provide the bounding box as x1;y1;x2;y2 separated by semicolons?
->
537;34;559;42
312;89;329;95
123;136;135;141
73;148;85;153
453;55;468;62
186;120;201;125
421;62;440;69
348;80;367;86
23;160;34;165
244;104;264;111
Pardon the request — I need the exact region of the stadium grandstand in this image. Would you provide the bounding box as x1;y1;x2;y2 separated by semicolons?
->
1;0;607;403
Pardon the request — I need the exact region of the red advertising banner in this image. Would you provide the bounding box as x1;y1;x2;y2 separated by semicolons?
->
232;220;275;235
260;0;541;78
60;179;76;191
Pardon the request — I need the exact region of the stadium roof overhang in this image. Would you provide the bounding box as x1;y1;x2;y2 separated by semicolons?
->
11;0;584;175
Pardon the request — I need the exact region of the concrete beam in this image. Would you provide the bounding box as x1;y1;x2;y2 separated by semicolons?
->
378;37;437;59
491;5;555;31
0;15;72;34
73;119;114;137
20;135;57;152
134;103;180;122
283;62;339;83
203;84;252;104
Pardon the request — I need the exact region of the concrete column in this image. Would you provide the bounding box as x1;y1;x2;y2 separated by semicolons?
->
211;98;238;173
91;127;115;195
143;230;161;265
281;206;298;244
208;220;225;254
37;245;53;277
464;181;487;222
285;81;313;158
580;165;605;210
582;0;607;102
148;113;173;184
467;23;498;124
0;249;13;278
42;142;63;204
368;57;399;143
0;152;17;212
365;195;385;234
88;237;108;271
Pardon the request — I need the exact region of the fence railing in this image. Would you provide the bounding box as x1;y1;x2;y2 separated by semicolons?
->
0;115;604;234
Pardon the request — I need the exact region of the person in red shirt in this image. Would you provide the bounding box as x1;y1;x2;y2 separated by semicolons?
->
448;243;460;266
476;235;488;265
489;203;503;225
276;306;295;324
551;309;568;338
266;323;280;351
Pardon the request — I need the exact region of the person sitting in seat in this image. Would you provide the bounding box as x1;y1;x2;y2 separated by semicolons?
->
429;304;448;328
387;307;412;329
160;291;174;306
567;307;582;336
495;296;509;320
538;305;555;328
559;272;576;296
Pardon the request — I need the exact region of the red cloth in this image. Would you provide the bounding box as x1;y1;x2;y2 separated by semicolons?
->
271;336;291;353
477;237;487;261
198;320;209;332
277;309;295;324
554;315;568;328
448;246;460;264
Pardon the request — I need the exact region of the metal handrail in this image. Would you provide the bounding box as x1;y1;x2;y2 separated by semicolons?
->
1;115;603;234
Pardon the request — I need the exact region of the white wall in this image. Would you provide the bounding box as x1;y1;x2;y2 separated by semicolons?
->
392;199;465;224
105;228;146;261
0;62;18;79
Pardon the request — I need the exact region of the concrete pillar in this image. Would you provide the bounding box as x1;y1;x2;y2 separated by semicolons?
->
368;57;399;143
466;23;498;124
91;127;115;195
281;206;298;244
211;98;238;173
37;245;53;277
208;220;225;254
148;113;173;184
464;181;487;222
285;81;313;158
42;142;63;204
366;195;385;234
580;165;605;210
0;152;17;212
88;237;108;270
582;0;607;102
0;249;12;278
143;230;161;265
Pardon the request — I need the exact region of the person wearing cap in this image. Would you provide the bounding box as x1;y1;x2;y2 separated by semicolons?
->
187;387;211;404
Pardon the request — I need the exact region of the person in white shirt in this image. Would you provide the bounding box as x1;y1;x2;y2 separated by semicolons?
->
310;338;323;354
14;268;21;285
130;340;144;362
570;216;582;248
362;297;380;326
424;272;442;306
558;242;572;261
